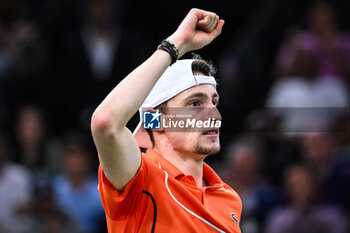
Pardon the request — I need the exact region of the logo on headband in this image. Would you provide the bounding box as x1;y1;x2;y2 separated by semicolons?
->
143;110;161;129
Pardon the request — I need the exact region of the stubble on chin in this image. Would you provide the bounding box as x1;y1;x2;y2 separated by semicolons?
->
194;144;220;156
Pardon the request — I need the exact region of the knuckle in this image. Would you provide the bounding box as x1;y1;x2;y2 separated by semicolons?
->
190;8;198;13
208;11;216;17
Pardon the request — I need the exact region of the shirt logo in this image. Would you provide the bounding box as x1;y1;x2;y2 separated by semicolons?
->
231;213;239;225
143;110;161;129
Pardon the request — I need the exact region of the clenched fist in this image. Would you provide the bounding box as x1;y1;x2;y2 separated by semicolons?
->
167;8;224;58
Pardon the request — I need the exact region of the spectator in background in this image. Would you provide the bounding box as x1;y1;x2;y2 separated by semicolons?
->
14;104;47;170
26;184;81;233
266;48;349;133
0;132;32;233
13;103;62;175
2;20;47;79
265;164;347;233
220;136;280;233
81;0;119;80
274;0;350;83
300;132;348;207
52;133;104;233
301;132;335;185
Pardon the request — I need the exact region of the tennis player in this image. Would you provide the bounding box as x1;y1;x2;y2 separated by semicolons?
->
91;8;242;232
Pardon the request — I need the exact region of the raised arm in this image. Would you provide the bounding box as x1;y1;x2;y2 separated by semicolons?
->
91;8;224;190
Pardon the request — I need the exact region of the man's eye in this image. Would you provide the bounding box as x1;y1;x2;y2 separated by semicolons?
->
189;101;200;107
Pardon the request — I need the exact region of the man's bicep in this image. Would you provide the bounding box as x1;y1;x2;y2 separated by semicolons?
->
93;127;141;190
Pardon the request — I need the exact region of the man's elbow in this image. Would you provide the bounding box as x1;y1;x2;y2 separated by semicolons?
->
91;110;116;135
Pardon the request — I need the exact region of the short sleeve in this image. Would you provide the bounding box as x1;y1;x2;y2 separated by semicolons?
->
98;156;147;220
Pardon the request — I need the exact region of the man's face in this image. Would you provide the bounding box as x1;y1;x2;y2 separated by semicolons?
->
160;83;221;158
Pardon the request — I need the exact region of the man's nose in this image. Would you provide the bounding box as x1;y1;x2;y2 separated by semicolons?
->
207;107;222;121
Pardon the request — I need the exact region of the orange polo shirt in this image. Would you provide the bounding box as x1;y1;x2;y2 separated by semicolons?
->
98;148;242;233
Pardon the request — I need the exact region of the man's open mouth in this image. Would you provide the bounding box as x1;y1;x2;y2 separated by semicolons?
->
202;128;219;135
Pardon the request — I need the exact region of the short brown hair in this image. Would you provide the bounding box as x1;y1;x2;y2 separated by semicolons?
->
191;53;216;76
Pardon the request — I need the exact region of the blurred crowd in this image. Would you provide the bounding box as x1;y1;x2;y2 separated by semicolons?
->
0;0;350;232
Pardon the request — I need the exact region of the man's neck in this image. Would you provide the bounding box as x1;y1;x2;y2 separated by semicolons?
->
154;146;205;188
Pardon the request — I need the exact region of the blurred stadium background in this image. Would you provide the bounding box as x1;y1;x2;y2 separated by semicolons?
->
0;0;350;232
